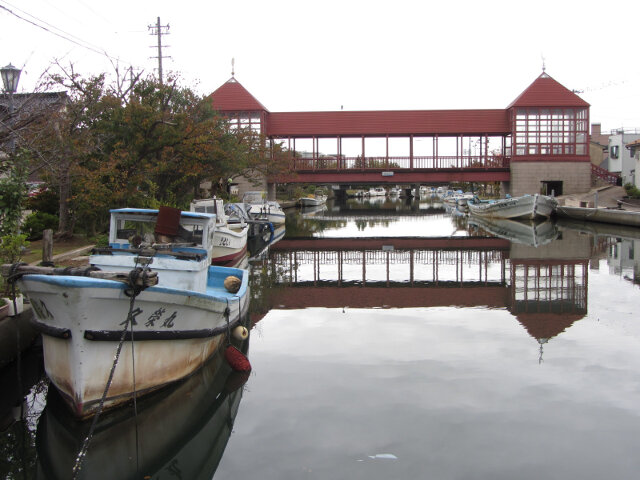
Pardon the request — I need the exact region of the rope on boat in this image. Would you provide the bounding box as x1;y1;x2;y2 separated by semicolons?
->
72;261;153;479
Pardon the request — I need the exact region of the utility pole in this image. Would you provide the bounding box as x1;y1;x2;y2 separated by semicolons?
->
148;17;170;84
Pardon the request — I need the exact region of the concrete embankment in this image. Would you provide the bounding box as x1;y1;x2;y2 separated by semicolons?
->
555;185;640;228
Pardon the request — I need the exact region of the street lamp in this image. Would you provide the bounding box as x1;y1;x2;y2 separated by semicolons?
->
1;63;21;94
1;63;21;153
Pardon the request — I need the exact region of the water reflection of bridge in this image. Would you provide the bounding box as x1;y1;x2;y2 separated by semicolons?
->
265;236;588;316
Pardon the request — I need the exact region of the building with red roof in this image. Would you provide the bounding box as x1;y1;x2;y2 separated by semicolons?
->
209;72;592;197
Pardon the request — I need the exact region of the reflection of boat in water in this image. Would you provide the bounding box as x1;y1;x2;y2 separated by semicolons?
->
300;204;328;217
468;216;559;247
248;224;286;260
556;217;640;241
36;332;249;480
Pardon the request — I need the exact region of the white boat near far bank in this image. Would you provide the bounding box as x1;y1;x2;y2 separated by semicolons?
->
468;194;557;220
555;205;640;228
298;189;328;207
190;197;248;266
367;187;386;196
242;191;286;225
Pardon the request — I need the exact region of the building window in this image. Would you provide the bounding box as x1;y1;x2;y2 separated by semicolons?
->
610;145;619;159
514;107;587;157
226;111;262;134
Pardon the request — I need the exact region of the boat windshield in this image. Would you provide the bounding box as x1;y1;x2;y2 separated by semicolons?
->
112;215;207;248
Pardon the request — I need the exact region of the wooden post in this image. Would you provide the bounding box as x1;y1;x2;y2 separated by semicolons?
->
42;229;53;265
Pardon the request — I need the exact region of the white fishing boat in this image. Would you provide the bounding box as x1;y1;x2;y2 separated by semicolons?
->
8;207;249;418
467;194;557;220
367;187;386;196
242;191;286;225
190;197;249;267
298;188;328;207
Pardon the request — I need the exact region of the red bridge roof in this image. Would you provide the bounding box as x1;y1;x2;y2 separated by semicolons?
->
265;109;509;137
208;72;588;137
208;77;268;112
507;72;590;108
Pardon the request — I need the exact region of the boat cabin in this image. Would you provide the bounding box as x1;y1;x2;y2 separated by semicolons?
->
92;208;218;292
108;208;216;252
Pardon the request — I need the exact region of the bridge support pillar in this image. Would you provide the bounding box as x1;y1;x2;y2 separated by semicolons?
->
412;184;420;198
266;182;277;201
335;187;348;202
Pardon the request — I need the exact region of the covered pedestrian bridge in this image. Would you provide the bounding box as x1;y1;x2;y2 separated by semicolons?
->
209;72;592;197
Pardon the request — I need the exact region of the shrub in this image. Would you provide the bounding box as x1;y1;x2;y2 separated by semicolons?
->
25;188;59;215
22;212;59;240
91;234;109;247
624;183;640;199
1;234;29;297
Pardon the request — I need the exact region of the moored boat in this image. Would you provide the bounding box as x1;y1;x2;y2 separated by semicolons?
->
554;205;640;228
242;191;286;225
6;207;249;418
468;194;557;220
298;188;328;207
190;197;249;267
367;187;386;196
36;334;248;480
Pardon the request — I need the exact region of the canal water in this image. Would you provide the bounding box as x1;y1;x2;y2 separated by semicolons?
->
2;195;640;479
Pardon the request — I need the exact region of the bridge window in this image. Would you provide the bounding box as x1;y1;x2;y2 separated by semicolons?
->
513;107;587;157
225;112;262;134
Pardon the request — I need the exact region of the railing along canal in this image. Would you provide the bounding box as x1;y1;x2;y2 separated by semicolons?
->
291;155;510;171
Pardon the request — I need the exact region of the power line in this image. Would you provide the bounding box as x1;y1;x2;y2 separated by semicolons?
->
0;1;134;67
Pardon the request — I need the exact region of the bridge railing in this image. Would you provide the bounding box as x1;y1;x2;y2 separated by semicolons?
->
591;163;620;185
291;155;510;170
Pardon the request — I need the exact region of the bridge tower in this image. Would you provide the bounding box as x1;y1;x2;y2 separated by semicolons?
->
207;77;273;199
506;72;591;197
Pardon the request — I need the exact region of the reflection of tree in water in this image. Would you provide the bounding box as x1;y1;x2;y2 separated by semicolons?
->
249;258;290;325
354;219;392;231
284;214;346;237
0;377;48;479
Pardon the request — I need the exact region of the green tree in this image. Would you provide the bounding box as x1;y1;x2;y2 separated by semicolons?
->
0;151;29;237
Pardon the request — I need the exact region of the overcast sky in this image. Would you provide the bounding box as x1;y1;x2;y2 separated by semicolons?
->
2;0;638;133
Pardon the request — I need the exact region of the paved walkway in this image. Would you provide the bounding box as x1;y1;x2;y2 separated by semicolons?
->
29;245;94;266
557;186;640;212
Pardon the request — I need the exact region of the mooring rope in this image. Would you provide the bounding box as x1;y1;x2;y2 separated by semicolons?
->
129;283;140;478
224;298;231;345
72;260;152;479
5;264;27;426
